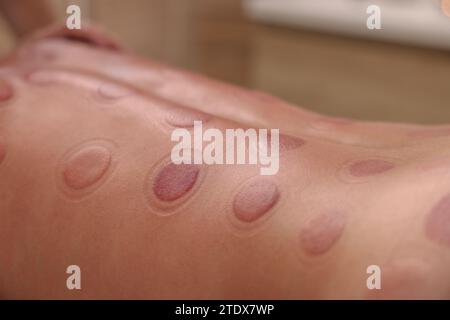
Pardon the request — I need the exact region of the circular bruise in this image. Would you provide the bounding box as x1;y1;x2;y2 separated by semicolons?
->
0;135;7;165
56;139;118;200
336;156;400;184
144;150;207;216
0;79;14;105
164;105;212;128
225;176;285;235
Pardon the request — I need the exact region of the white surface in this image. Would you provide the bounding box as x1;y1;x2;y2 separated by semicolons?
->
244;0;450;50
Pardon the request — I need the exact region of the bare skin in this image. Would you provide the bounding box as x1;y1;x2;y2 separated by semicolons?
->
0;26;450;299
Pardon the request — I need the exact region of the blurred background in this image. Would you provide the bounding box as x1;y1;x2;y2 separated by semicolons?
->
0;0;450;124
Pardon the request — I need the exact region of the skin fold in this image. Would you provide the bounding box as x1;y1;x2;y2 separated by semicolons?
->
0;26;450;299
